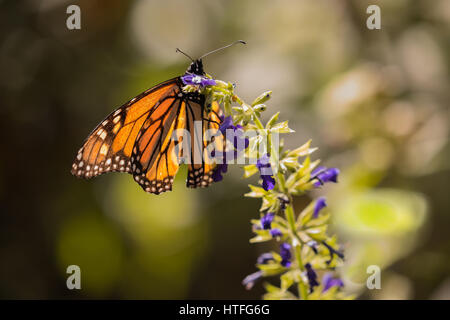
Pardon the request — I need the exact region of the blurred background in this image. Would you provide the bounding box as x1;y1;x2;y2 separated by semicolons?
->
0;0;449;299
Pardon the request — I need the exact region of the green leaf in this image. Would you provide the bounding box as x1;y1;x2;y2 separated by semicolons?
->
250;233;272;243
305;226;328;241
281;157;300;171
270;121;295;133
286;140;317;158
297;201;315;226
305;213;330;228
245;185;267;198
243;164;258;178
258;263;284;276
280;271;295;290
265;112;280;129
261;193;277;211
263;290;297;300
264;282;281;294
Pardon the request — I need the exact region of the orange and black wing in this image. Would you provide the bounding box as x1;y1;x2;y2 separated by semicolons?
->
130;96;224;194
71;78;180;179
129;84;186;194
72;78;225;195
186;100;224;188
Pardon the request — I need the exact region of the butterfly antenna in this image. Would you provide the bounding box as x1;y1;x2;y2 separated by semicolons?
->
199;40;246;59
176;48;194;62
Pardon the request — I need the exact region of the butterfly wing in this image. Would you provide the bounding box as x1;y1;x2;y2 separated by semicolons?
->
72;78;225;195
130;84;186;194
186;100;224;188
71;78;179;179
131;94;224;194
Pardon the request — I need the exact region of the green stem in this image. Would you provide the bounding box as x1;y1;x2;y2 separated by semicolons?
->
285;203;309;300
295;245;309;300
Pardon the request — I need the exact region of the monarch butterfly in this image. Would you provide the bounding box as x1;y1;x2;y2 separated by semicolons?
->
71;41;245;195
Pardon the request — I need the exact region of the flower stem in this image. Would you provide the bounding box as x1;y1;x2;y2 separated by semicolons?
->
285;203;309;300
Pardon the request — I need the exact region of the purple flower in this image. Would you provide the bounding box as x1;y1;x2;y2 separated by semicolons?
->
257;253;274;265
270;228;282;237
322;273;344;292
305;263;319;292
213;119;249;182
259;212;282;237
181;74;216;87
256;154;276;191
261;175;275;191
313;197;327;218
219;116;234;134
261;212;275;229
280;242;292;267
256;154;273;175
212;163;228;182
242;270;263;290
219;116;249;150
312;166;340;187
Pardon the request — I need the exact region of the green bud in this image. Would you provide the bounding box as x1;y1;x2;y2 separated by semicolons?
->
253;104;267;112
252;91;272;106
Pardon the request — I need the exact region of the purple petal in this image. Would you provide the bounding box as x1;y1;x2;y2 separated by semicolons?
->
256;153;271;170
219;116;234;134
181;74;216;87
221;163;228;173
322;273;344;292
212;164;228;182
212;170;223;182
257;154;273;177
311;166;326;176
281;260;291;267
262;175;275;191
270;228;282;237
305;263;319;291
242;271;263;290
313;197;327;218
261;212;275;230
201;78;216;86
313;167;340;187
257;253;274;265
181;74;194;85
280;242;292;262
233;128;248;150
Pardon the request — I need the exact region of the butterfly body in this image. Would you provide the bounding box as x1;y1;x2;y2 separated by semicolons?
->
71;59;223;195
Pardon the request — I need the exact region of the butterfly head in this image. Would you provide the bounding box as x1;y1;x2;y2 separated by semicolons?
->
186;59;205;76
